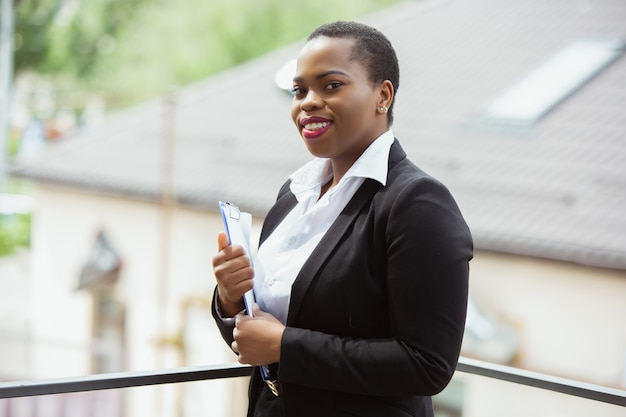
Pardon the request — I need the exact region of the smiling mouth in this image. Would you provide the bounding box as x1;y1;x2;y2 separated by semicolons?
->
301;120;332;139
304;121;330;131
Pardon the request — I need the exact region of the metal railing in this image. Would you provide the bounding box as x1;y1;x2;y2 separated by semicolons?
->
0;357;625;407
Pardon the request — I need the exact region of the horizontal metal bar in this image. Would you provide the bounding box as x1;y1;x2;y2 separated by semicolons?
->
0;358;624;408
457;357;626;407
0;363;253;399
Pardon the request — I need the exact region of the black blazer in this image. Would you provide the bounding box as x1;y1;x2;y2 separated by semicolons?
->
213;139;473;417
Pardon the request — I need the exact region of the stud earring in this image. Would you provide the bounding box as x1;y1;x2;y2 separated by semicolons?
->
379;106;388;113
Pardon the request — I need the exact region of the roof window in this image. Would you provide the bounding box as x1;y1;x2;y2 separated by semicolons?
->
479;37;625;126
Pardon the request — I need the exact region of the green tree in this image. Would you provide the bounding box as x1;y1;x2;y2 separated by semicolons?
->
87;0;402;107
13;0;401;109
14;0;152;77
13;0;56;73
0;213;31;257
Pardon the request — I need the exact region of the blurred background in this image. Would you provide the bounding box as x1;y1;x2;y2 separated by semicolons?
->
1;0;625;416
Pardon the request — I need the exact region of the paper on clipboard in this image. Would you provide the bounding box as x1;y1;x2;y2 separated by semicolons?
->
218;201;256;317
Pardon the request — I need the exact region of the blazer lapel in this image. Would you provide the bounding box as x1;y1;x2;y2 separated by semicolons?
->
286;178;381;325
259;183;297;246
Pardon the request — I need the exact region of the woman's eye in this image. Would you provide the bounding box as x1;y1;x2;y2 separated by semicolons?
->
291;86;305;96
325;82;342;90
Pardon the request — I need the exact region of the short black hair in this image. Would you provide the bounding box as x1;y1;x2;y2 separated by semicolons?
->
307;21;400;125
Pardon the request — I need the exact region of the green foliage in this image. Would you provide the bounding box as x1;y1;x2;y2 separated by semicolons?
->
0;213;31;257
13;0;56;72
14;0;402;109
14;0;151;77
8;129;20;157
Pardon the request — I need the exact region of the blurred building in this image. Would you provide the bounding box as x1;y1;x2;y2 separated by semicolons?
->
4;0;626;416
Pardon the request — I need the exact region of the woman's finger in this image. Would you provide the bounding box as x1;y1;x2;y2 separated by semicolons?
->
217;231;230;251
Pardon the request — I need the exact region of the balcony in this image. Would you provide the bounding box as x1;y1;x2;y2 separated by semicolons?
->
1;357;624;417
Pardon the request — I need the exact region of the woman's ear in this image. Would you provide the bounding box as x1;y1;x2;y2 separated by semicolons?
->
378;80;394;109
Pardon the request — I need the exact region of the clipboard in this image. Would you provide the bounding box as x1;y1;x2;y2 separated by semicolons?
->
218;201;271;382
218;201;256;317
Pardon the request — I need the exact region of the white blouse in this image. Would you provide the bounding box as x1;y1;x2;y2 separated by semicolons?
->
253;130;394;324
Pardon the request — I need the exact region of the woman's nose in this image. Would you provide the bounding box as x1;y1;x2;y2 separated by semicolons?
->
301;89;322;111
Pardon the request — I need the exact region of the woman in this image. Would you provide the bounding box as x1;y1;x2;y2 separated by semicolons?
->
212;21;472;417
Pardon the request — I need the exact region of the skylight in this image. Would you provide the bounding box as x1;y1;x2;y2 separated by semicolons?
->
480;37;626;126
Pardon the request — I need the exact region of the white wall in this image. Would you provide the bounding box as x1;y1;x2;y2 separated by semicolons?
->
0;250;33;379
468;250;626;386
25;185;248;417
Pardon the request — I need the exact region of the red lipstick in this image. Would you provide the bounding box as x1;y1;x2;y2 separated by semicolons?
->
300;116;332;139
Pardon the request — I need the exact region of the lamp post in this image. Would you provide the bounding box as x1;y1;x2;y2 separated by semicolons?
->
0;0;15;189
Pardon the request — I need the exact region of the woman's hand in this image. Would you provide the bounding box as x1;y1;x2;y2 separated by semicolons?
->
212;231;254;317
232;304;285;365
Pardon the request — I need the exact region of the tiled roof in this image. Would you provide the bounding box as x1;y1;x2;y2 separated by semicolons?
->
9;0;626;270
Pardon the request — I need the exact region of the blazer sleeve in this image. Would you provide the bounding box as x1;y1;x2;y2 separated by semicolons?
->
211;286;237;347
278;174;472;397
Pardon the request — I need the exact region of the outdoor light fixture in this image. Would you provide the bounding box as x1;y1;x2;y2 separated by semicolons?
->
275;58;297;94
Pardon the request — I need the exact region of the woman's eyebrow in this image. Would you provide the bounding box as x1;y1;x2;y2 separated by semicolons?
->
293;69;350;83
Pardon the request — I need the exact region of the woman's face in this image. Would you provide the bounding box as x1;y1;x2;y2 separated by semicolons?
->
291;36;390;172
